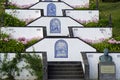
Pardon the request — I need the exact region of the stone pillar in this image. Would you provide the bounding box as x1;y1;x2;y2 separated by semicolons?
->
98;62;116;80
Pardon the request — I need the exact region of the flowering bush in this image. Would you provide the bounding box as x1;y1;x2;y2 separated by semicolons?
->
8;2;33;9
17;37;41;48
108;38;120;44
76;16;99;24
83;37;120;44
0;39;25;53
73;3;89;8
0;32;41;52
83;38;106;44
18;37;28;45
92;40;120;52
21;18;35;24
75;0;96;10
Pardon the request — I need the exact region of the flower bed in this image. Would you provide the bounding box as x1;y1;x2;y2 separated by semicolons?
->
0;33;41;52
92;40;120;52
7;2;33;9
0;33;25;52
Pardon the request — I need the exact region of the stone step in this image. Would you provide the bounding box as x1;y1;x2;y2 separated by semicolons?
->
48;75;84;79
48;62;84;79
48;71;83;75
48;67;82;70
48;64;82;67
48;62;82;65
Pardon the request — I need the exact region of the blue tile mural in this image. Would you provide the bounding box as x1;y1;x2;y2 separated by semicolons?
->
50;18;61;33
55;40;68;58
47;3;56;16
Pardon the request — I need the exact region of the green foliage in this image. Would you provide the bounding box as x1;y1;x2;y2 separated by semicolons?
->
92;41;120;52
114;36;120;41
23;53;43;80
0;53;43;80
0;33;40;53
4;13;26;27
0;32;9;39
102;0;120;2
0;53;19;80
97;19;109;27
0;1;5;26
84;19;108;27
25;39;39;48
7;5;20;9
0;39;25;53
99;1;120;40
89;0;97;9
0;0;5;3
75;7;89;10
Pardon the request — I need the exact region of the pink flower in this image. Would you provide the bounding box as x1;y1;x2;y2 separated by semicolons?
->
116;41;120;44
4;38;9;42
17;37;41;45
108;38;117;44
17;37;30;44
24;18;34;24
99;38;105;42
21;40;28;44
108;38;120;44
8;2;33;8
18;37;26;42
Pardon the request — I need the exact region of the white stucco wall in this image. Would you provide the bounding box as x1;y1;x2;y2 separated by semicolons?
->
8;0;39;8
5;9;41;24
72;28;112;43
27;17;83;36
30;2;73;16
65;10;99;23
41;0;58;2
61;0;89;8
1;27;43;40
0;53;43;80
86;53;120;79
26;38;96;61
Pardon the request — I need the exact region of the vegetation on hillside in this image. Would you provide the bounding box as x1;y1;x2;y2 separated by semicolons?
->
91;1;120;52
